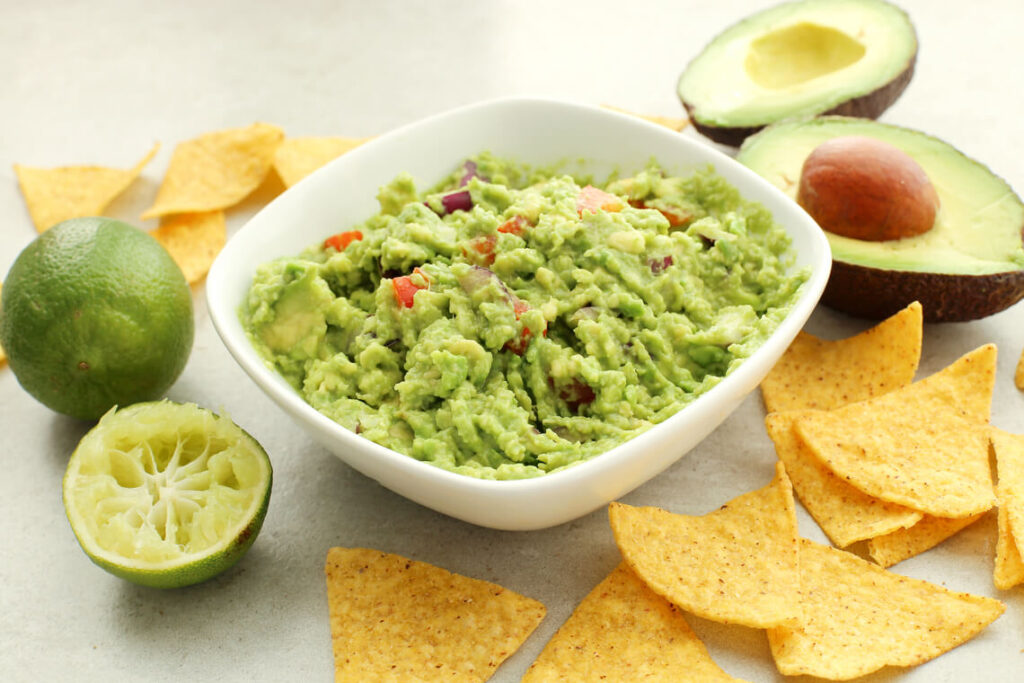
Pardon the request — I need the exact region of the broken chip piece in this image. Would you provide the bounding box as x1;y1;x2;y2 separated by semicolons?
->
273;136;372;188
609;462;801;629
601;105;690;132
324;547;545;682
760;301;921;413
765;410;922;548
794;345;998;519
141;122;283;219
15;143;159;233
150;211;226;284
522;563;747;682
768;538;1004;680
991;429;1024;590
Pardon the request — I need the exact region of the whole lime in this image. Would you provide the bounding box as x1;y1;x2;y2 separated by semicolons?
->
0;217;194;420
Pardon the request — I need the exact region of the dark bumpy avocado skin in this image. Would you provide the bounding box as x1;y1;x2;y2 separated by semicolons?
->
684;55;916;147
825;259;1024;322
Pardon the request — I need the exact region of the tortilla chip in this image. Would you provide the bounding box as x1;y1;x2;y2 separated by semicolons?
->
991;429;1024;589
141;122;284;219
994;504;1024;590
760;302;922;413
15;144;159;232
609;462;801;629
868;513;984;569
324;547;545;683
150;211;226;284
794;345;998;519
273;136;371;188
522;563;747;683
768;538;1004;679
601;105;689;132
766;411;922;547
1016;345;1024;391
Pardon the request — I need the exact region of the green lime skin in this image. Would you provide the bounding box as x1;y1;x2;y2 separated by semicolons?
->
0;217;194;419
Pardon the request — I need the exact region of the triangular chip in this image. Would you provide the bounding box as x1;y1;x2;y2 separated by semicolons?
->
768;538;1004;679
760;302;921;412
522;563;747;682
794;345;998;518
150;211;226;284
609;462;801;628
867;513;984;568
1016;345;1024;391
766;411;922;547
15;144;159;232
991;429;1024;589
273;136;371;188
994;504;1024;590
601;105;690;132
141;122;284;219
324;547;545;682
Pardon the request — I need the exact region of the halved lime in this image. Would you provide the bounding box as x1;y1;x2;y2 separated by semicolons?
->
63;401;272;588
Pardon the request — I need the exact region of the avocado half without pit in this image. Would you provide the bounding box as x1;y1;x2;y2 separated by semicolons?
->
678;0;917;146
737;116;1024;322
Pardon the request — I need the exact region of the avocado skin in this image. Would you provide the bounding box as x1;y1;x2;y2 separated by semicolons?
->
683;54;916;147
824;258;1024;322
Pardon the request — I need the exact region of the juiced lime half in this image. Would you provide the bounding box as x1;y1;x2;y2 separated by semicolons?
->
63;401;272;589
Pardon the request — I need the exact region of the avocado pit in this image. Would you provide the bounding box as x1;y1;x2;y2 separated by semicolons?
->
797;135;939;242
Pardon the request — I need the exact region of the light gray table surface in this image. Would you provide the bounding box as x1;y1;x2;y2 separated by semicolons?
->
2;1;1023;680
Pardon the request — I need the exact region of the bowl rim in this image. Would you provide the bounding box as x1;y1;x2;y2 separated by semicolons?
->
206;95;831;500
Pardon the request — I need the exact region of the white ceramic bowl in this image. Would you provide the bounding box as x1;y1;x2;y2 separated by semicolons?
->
207;97;831;531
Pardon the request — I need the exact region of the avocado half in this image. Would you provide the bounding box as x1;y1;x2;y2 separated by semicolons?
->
678;0;917;146
737;117;1024;322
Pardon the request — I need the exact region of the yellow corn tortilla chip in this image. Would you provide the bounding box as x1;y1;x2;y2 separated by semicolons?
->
760;302;922;413
324;547;545;683
1016;345;1024;391
601;105;689;132
766;411;922;547
991;429;1024;589
522;563;747;683
794;345;998;519
768;538;1004;680
868;513;984;569
609;462;801;629
273;136;371;188
15;144;159;232
141;122;284;219
149;211;226;284
994;504;1024;590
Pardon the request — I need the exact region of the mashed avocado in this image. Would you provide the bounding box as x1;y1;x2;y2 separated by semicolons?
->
241;154;806;479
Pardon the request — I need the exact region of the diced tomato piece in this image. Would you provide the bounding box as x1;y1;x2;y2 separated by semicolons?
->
392;267;429;309
503;298;547;354
655;206;691;227
576;186;623;216
497;215;529;236
323;230;363;251
462;234;497;266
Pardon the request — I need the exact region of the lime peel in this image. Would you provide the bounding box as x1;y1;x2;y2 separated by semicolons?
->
63;401;272;588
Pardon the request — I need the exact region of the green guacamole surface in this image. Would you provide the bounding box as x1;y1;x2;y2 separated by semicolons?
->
241;154;806;479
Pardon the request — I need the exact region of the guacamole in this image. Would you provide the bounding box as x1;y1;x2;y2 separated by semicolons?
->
241;154;806;479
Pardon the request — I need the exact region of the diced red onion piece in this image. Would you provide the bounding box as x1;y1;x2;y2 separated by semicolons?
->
441;189;473;214
459;160;481;187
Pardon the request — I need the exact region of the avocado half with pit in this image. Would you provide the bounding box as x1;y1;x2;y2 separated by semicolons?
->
678;0;917;146
737;116;1024;322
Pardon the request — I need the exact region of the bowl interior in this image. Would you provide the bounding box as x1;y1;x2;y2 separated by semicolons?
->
206;97;831;530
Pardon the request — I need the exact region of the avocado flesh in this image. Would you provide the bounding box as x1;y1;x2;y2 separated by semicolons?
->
679;0;917;146
737;116;1024;321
